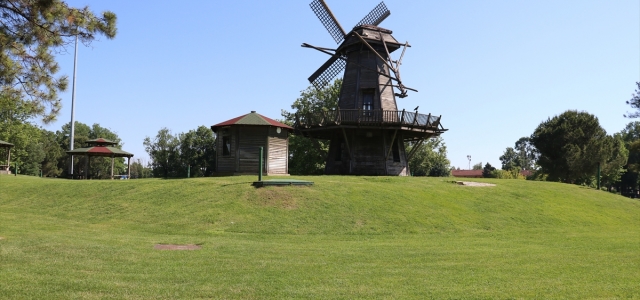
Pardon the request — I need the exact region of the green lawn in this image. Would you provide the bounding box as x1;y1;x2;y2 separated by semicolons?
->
1;175;639;299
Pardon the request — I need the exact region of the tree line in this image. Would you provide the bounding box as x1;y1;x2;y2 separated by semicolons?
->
143;126;216;178
0;117;138;178
485;82;640;194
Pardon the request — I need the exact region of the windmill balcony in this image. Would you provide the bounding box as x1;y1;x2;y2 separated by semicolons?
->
294;109;446;135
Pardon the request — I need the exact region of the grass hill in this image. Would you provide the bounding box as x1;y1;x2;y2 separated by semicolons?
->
1;175;639;298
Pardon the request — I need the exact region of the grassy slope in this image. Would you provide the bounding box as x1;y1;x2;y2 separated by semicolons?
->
0;175;639;299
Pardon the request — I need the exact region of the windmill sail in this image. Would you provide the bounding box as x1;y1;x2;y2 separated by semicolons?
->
354;2;390;27
310;0;347;44
308;54;346;90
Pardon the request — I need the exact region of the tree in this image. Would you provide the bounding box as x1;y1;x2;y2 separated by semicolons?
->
406;136;451;176
472;162;483;170
180;125;216;177
514;137;537;170
281;79;341;175
600;134;628;189
144;128;181;178
482;163;496;178
530;110;613;184
1;0;117;123
128;158;152;179
499;147;518;170
40;128;63;177
500;137;537;171
0;116;44;175
624;82;640;118
617;122;640;193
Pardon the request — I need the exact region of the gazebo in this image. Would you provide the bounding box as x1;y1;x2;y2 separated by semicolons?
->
211;111;292;175
66;138;134;179
0;140;13;175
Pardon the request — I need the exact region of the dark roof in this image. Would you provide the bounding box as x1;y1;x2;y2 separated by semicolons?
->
67;146;133;157
86;138;118;145
0;140;14;148
451;170;483;177
211;111;293;131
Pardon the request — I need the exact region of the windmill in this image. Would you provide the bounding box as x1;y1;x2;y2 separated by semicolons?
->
295;0;447;175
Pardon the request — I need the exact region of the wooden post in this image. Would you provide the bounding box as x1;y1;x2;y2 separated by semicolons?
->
111;155;115;179
385;129;398;161
127;157;131;179
7;147;10;174
341;128;352;160
259;147;263;182
85;154;89;180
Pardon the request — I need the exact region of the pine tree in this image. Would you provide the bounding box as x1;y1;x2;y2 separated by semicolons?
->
0;0;117;123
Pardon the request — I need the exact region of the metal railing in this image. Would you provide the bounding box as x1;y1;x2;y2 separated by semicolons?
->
294;109;443;131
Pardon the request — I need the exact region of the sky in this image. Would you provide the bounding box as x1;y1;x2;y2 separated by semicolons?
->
46;0;640;170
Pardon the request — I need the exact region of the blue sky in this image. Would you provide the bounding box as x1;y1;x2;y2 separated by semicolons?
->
49;0;639;170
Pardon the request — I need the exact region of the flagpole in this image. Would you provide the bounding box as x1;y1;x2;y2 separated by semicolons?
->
69;34;78;178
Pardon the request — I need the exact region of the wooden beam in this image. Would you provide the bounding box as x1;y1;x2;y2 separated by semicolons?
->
385;129;398;161
341;127;352;160
111;155;115;180
407;138;425;162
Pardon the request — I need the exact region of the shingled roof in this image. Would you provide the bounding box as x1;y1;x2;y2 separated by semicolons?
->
211;111;293;132
0;140;14;148
67;146;133;157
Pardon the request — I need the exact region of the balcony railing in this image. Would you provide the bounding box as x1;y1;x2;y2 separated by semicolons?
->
294;109;444;131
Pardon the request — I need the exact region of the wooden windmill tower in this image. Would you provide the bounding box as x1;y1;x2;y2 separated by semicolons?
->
295;0;447;175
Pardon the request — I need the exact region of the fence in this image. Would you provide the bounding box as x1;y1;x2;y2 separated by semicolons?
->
295;109;443;130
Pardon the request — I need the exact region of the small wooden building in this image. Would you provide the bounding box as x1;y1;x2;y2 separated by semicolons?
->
211;111;292;175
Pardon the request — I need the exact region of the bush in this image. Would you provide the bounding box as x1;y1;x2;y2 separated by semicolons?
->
491;169;526;179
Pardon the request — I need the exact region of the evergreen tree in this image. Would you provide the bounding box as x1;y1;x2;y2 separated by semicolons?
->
482;163;496;178
1;0;117;123
531;110;614;184
624;82;640;118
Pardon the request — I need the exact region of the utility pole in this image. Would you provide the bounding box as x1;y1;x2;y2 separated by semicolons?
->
467;155;471;170
69;33;79;178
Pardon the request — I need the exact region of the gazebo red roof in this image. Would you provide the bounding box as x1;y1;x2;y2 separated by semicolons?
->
211;111;293;132
67;146;133;157
66;137;133;158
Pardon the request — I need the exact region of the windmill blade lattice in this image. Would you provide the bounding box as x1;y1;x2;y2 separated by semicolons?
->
354;2;390;27
310;0;347;44
308;55;346;90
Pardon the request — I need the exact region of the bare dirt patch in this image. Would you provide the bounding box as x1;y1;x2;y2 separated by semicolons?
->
454;181;496;187
0;237;4;240
154;244;201;250
255;188;298;210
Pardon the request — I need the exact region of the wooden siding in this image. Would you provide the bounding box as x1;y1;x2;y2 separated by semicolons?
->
338;46;398;112
267;127;289;174
237;126;267;173
216;129;236;173
214;125;289;175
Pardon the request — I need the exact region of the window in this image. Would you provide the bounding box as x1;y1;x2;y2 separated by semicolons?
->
222;136;231;156
362;89;374;111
